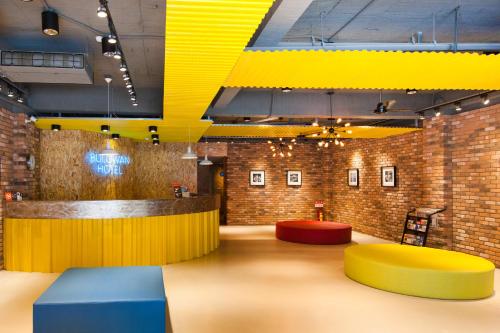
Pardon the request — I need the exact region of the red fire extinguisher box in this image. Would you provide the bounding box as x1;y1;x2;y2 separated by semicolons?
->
315;200;325;221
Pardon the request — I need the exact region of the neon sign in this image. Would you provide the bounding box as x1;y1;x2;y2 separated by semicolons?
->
85;150;131;177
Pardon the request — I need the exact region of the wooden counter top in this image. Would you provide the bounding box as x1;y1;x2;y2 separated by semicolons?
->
5;195;220;219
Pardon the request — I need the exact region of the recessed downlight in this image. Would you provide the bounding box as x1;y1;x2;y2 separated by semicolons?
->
149;126;158;133
51;124;61;131
101;125;110;132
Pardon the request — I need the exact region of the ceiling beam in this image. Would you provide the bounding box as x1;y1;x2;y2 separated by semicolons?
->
252;0;314;47
212;88;241;109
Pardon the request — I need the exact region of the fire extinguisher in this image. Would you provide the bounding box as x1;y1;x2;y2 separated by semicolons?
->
315;200;325;221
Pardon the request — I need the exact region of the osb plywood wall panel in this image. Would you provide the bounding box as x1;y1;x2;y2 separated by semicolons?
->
133;142;197;199
40;131;196;200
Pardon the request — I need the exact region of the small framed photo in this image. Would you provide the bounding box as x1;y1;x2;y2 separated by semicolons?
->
348;169;359;187
287;170;302;186
250;170;265;186
381;166;397;187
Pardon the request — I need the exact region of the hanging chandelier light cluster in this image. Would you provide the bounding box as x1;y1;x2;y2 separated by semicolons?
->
96;0;138;107
268;138;296;158
303;92;353;148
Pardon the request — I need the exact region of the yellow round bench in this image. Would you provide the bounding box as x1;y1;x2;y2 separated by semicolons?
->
344;244;495;300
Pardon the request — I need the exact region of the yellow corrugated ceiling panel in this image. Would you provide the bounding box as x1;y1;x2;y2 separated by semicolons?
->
225;50;500;90
164;0;275;123
205;124;420;139
35;118;212;142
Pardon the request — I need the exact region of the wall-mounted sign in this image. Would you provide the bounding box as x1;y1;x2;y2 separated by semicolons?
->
85;150;131;177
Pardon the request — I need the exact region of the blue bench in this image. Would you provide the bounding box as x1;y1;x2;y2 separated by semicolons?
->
34;266;166;333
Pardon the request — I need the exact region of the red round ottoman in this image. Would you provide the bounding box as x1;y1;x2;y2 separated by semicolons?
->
276;220;352;245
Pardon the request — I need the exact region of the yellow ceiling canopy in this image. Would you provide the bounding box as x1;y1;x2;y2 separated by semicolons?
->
225;50;500;90
205;124;420;139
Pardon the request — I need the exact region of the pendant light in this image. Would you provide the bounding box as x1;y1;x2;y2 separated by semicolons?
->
101;140;118;156
42;10;59;36
199;138;213;166
182;127;197;160
101;75;112;133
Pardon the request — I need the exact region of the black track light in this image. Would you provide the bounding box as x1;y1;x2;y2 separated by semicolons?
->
373;102;387;114
481;94;490;105
243;117;251;122
113;50;122;60
97;5;107;18
51;124;61;131
17;96;24;103
101;125;110;132
42;10;59;36
153;139;160;145
101;37;116;57
126;82;133;89
152;134;159;140
123;73;130;81
406;88;417;95
454;102;462;112
132;102;138;107
149;126;158;133
112;133;120;140
107;34;117;44
7;90;14;98
119;63;127;72
281;88;292;93
434;108;441;117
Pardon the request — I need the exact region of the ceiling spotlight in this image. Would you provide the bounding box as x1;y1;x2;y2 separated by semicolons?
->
130;96;136;101
123;74;130;81
101;36;116;57
153;139;160;146
128;89;134;94
312;118;319;127
7;90;14;98
344;122;351;127
101;125;110;132
113;50;122;60
132;102;138;107
336;118;342;124
126;83;133;89
434;108;441;117
95;35;103;43
30;115;38;123
42;10;59;36
334;139;339;145
119;63;127;72
149;126;157;133
51;124;61;131
454;102;462;112
97;5;107;18
346;129;352;134
151;134;159;140
481;94;490;105
418;112;425;120
17;96;24;103
406;88;418;95
112;133;120;140
281;88;292;93
243;117;251;122
107;35;117;44
340;141;345;147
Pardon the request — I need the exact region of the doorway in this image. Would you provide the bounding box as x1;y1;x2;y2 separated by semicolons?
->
197;157;227;225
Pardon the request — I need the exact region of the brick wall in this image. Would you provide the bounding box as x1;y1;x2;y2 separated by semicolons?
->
450;105;499;264
226;142;325;225
0;109;40;269
326;131;424;243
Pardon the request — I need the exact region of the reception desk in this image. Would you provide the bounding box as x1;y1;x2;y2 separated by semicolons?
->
4;196;220;273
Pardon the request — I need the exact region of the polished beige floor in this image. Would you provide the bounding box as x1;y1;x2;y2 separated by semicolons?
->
0;226;499;333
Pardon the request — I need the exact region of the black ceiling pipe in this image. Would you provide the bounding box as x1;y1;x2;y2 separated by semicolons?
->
42;10;59;36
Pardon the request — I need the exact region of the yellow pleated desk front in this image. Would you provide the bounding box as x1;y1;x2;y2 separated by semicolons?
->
4;197;220;273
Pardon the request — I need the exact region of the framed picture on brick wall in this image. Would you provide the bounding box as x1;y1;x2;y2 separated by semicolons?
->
250;170;265;186
381;166;397;187
287;170;302;186
348;169;359;187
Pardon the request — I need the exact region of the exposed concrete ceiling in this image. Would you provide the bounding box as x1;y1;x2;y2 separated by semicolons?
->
283;0;500;45
0;0;498;122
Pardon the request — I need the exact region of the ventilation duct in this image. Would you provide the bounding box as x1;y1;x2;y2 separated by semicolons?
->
0;50;92;84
